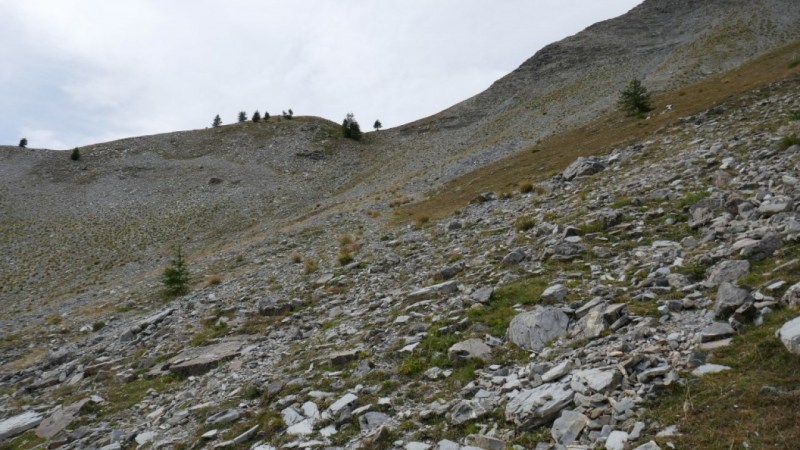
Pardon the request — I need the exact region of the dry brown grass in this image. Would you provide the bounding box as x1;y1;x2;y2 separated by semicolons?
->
205;274;223;286
396;39;800;224
1;347;47;373
645;308;800;449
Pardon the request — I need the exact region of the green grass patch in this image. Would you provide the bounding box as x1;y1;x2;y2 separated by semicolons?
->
468;276;547;336
738;243;800;289
779;134;800;150
0;432;46;450
645;308;800;449
610;197;633;209
514;216;536;232
99;374;182;418
676;190;711;210
191;317;229;346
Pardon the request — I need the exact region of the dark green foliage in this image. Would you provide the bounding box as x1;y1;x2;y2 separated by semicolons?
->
618;78;653;117
373;119;382;131
70;147;81;161
212;115;222;128
263;111;270;120
342;113;362;141
18;138;27;148
162;245;190;298
252;110;261;123
238;111;247;123
282;109;293;119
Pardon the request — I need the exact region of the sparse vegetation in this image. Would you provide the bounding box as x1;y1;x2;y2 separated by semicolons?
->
518;181;534;194
618;78;653;117
373;119;382;131
238;111;248;123
212;114;222;128
779;134;800;150
205;274;222;286
252;110;261;123
514;216;536;232
162;245;190;298
342;113;362;141
70;147;81;161
304;259;319;274
282;109;293;120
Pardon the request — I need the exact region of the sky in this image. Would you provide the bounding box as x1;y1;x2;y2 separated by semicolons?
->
0;1;643;150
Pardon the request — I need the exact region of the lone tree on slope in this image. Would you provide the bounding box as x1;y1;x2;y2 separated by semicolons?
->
212;115;223;128
342;113;362;141
71;147;81;161
238;111;248;123
18;138;27;148
373;119;382;131
162;245;190;298
618;78;653;117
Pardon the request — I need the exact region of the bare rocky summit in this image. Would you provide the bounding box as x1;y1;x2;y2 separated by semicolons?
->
2;1;800;449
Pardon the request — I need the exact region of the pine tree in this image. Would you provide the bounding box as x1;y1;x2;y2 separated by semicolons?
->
162;245;190;298
18;138;27;148
238;111;248;123
373;119;382;131
264;111;270;120
252;110;261;123
70;147;80;161
342;113;362;141
618;78;653;117
212;115;222;128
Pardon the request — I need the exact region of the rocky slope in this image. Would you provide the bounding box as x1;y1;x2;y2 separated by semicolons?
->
2;1;800;449
3;0;800;326
1;69;799;449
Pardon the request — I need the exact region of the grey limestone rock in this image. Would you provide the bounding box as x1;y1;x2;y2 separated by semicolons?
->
0;411;44;441
714;282;753;319
540;284;568;304
508;307;570;351
448;338;492;363
562;156;605;181
777;316;800;355
505;382;574;429
706;259;750;286
550;409;589;446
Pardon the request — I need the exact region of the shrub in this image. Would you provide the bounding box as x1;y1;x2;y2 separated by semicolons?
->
518;181;534;194
238;111;247;123
779;134;800;150
282;109;293;119
162;245;190;298
373;119;382;131
515;216;536;232
337;250;354;266
618;78;653;117
70;147;81;161
212;115;222;128
252;110;261;123
18;138;27;148
92;321;106;331
342;113;362;141
206;274;222;285
304;259;319;274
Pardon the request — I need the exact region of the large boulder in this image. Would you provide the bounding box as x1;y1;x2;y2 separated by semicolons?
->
714;282;753;319
505;382;574;429
562;157;605;181
508;307;570;351
0;411;44;440
551;410;589;446
777;316;800;355
706;260;750;286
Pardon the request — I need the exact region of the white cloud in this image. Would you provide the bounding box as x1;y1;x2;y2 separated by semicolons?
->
0;0;642;149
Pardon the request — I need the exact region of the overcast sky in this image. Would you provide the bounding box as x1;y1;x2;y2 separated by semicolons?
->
0;1;642;150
